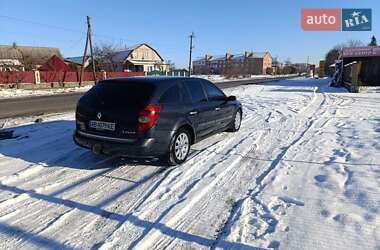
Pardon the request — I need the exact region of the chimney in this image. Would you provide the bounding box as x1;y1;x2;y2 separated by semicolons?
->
225;53;233;60
245;51;253;58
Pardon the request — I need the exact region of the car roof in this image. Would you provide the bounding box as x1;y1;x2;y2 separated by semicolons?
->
99;76;209;87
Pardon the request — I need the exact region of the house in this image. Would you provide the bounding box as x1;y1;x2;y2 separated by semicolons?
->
210;54;233;74
248;52;273;75
109;43;169;73
0;44;62;71
64;56;93;71
40;55;70;71
193;51;273;75
193;55;213;74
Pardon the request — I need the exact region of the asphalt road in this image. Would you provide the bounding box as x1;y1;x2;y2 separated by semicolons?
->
0;77;294;119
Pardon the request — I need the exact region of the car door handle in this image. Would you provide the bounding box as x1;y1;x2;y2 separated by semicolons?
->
215;107;221;111
189;111;198;115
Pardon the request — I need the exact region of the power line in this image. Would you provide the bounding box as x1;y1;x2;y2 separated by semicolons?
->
0;14;186;51
0;14;137;44
0;14;84;34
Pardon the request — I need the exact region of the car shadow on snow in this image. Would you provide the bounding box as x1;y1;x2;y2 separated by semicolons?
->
0;120;168;170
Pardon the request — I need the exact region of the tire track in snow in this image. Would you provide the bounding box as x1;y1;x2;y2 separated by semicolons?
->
26;166;174;250
153;136;264;250
131;131;263;250
97;117;260;249
213;91;329;248
0;155;117;215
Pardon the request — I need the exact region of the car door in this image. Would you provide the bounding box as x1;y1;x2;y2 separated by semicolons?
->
182;79;216;138
158;82;184;131
201;80;235;130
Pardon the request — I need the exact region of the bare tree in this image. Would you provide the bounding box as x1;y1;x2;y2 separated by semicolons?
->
324;39;364;76
284;58;292;66
94;43;120;71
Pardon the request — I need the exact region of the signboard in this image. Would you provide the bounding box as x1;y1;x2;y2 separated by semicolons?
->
319;60;325;78
301;8;372;32
342;46;380;58
342;9;372;31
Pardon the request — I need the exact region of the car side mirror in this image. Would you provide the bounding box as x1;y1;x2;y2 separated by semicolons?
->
227;96;236;101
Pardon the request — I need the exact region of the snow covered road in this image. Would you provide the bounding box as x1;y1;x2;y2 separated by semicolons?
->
0;78;379;249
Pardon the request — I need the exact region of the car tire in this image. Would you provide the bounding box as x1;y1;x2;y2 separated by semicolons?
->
165;128;191;166
227;109;242;132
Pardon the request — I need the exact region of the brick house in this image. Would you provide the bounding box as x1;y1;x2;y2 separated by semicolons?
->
193;51;272;75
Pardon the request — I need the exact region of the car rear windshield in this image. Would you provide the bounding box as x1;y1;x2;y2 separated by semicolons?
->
81;81;155;109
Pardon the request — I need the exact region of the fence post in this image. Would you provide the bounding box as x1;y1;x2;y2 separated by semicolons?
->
103;71;107;80
34;70;41;84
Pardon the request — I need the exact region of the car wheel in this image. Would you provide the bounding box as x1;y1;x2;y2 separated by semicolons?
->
227;109;242;132
166;128;191;166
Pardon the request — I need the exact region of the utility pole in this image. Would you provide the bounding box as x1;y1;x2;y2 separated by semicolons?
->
79;16;97;86
87;16;97;84
188;32;195;77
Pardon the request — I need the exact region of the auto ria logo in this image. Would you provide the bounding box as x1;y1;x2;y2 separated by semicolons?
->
301;8;372;31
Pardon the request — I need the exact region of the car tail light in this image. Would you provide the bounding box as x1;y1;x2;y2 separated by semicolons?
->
138;105;161;132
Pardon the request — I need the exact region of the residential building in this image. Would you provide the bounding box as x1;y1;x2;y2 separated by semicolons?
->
111;43;169;73
0;44;62;71
193;55;213;74
193;51;272;75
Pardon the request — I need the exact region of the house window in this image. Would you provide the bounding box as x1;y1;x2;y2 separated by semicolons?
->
143;51;149;59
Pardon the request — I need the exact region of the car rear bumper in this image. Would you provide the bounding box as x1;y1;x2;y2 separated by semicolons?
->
73;130;168;158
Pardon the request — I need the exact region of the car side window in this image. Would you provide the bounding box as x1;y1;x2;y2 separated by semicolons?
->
179;82;192;104
202;80;226;101
186;80;207;103
159;84;181;104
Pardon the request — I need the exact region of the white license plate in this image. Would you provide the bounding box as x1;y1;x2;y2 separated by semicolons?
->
89;121;116;131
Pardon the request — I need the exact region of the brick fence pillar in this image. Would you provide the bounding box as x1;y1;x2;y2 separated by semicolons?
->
34;70;41;84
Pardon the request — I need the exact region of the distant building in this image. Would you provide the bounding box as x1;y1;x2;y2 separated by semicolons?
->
192;55;213;74
193;51;272;75
0;44;62;71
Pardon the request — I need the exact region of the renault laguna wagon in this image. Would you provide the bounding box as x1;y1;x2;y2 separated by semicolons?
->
74;77;242;165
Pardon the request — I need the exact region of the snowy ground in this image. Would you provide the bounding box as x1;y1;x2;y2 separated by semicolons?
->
194;74;296;83
0;78;379;250
0;85;93;100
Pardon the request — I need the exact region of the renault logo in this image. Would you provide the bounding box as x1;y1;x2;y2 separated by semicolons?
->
97;112;102;119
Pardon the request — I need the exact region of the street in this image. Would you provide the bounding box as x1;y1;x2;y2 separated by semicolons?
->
0;77;293;119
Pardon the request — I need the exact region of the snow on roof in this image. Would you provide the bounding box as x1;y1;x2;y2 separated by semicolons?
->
252;52;268;58
232;54;245;61
210;55;225;61
112;50;133;63
193;56;207;62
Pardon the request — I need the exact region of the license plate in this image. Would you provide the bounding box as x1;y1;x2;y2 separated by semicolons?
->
89;120;116;131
